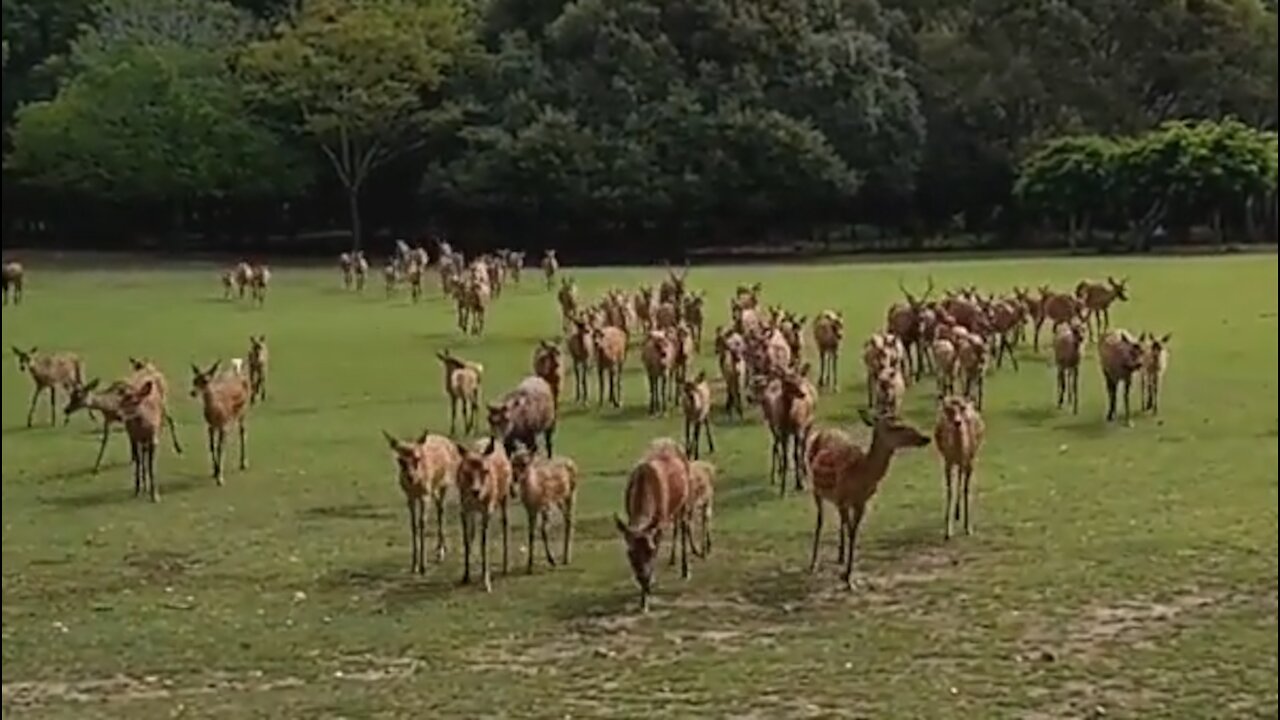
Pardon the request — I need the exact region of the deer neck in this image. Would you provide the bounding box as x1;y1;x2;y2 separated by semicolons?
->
863;433;900;485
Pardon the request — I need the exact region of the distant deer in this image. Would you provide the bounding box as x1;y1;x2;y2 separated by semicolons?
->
1076;277;1129;338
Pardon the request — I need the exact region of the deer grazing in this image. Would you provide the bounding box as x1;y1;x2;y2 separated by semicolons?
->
2;261;24;305
67;362;184;475
384;429;460;574
1076;277;1129;338
12;346;84;427
805;409;931;589
1052;320;1086;414
436;349;483;435
1139;333;1171;415
454;438;512;592
615;439;693;612
189;361;251;484
934;397;985;540
510;450;578;573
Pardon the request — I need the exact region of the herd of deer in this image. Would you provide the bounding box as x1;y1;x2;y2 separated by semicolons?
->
6;246;1174;611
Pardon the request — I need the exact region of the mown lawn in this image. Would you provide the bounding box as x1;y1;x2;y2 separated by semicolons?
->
2;254;1276;719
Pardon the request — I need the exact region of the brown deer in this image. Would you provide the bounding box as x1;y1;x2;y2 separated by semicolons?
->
812;310;844;391
565;316;594;403
454;437;512;592
13;346;84;427
885;277;933;380
934;397;985;540
1040;285;1085;338
189;361;251;484
118;380;167;502
681;371;715;460
1139;332;1172;415
1052;321;1086;414
542;249;559;290
510;450;578;573
1076;277;1129;338
248;335;269;404
2;261;24;305
437;349;483;435
1098;329;1145;423
384;429;460;573
614;439;692;612
805;410;931;589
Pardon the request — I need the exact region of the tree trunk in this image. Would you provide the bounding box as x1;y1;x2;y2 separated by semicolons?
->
1212;207;1223;246
1082;212;1092;249
1066;213;1078;251
347;184;362;253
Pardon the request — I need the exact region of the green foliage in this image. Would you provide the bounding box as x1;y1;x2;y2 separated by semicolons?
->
1018;119;1277;244
239;0;472;249
6;0;310;204
427;0;921;228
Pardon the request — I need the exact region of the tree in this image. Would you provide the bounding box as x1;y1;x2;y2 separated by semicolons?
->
1014;135;1118;250
6;0;310;220
240;0;472;251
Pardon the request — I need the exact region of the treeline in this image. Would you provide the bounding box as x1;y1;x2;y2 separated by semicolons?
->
1;0;1277;257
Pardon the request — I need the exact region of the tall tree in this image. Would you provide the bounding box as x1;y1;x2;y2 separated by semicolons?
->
240;0;472;251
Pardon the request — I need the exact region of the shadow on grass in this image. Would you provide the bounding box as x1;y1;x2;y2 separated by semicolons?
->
316;556;460;608
870;522;946;555
1059;416;1114;439
301;502;394;522
740;565;823;609
1004;404;1059;426
549;585;638;622
38;473;210;509
40;461;128;482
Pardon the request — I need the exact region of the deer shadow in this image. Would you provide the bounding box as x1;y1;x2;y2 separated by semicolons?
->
38;473;209;509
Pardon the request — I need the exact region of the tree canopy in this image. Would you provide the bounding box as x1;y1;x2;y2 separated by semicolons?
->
1;0;1276;252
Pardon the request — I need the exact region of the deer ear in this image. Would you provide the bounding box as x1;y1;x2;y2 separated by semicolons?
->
191;363;203;376
1159;333;1172;345
85;378;100;391
137;381;154;397
858;408;876;427
382;430;399;450
614;514;630;537
415;428;431;444
10;346;20;356
453;441;470;457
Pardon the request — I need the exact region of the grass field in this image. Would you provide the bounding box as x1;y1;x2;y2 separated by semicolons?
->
2;254;1277;719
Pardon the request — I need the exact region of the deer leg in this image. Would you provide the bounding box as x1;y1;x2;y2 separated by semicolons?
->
213;427;226;485
459;511;473;585
407;499;420;573
704;419;715;454
450;396;458;436
1123;377;1132;424
668;524;678;567
26;385;43;428
703;507;712;556
480;512;492;592
435;494;447;561
91;420;112;474
146;442;159;502
1071;368;1080;415
1056;369;1065;408
808;498;825;573
842;504;867;590
541;512;557;567
597;366;605;407
501;500;510;574
962;465;974;535
526;509;538;573
944;464;954;540
164;412;182;455
679;517;691;580
238;420;247;470
793;431;805;490
1105;377;1118;421
132;441;142;496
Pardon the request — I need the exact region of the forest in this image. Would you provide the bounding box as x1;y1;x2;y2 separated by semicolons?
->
2;0;1277;256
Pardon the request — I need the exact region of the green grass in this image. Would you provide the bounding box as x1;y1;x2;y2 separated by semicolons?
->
2;255;1276;719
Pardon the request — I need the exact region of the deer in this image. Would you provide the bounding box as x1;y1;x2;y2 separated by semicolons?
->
542;249;559;290
681;371;715;460
642;330;676;415
2;261;24;305
885;277;934;380
454;437;512;592
12;346;84;427
384;429;460;574
1053;320;1086;414
805;409;931;589
593;325;628;408
249;264;270;306
189;361;251;485
118;380;167;502
1139;332;1172;415
510;450;578;574
615;439;693;612
812;310;844;391
532;340;564;408
248;335;268;405
1098;329;1145;423
436;349;483;435
1040;285;1086;338
934;397;985;540
1076;277;1130;338
565;316;594;404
